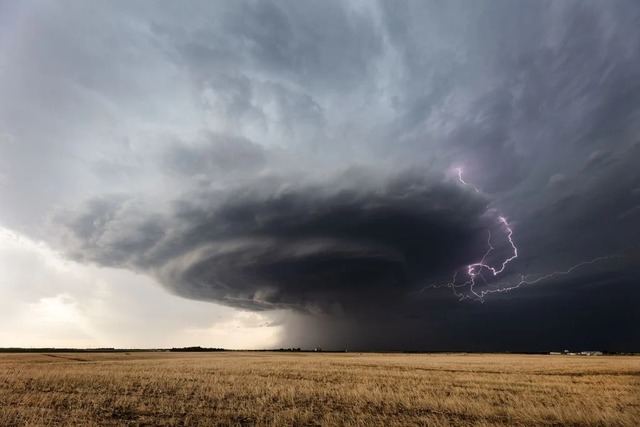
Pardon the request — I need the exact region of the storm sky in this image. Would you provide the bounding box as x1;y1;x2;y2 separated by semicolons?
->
1;0;639;351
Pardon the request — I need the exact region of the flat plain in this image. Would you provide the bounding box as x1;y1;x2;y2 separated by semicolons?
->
0;352;638;426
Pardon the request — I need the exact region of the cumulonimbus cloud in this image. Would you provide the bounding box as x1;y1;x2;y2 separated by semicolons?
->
56;169;493;312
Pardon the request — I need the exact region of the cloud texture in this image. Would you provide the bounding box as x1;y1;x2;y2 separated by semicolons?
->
1;0;639;350
59;170;492;311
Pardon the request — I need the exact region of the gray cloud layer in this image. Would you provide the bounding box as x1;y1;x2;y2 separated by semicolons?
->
58;170;491;311
1;0;639;350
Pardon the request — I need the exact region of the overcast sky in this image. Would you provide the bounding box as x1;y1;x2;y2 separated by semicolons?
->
1;0;639;351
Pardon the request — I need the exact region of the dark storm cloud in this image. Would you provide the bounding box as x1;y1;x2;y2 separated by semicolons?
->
3;0;640;350
58;170;492;312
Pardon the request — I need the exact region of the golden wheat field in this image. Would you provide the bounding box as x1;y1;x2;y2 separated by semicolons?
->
0;352;638;426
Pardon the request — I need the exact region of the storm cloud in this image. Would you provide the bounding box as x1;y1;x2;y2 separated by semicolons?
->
58;170;492;312
1;0;640;350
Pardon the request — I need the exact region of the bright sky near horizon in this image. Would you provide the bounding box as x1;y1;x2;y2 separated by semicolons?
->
0;227;281;348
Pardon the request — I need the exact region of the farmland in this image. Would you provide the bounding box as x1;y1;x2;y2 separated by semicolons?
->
0;352;638;426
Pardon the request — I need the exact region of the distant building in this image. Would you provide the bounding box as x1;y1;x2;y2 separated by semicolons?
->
553;350;603;356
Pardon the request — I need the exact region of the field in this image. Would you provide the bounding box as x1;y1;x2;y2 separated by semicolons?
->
0;352;638;426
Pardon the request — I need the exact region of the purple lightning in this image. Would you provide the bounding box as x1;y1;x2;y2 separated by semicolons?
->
455;167;480;193
467;216;518;277
422;167;620;302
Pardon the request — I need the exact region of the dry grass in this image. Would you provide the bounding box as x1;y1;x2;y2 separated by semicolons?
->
0;352;638;426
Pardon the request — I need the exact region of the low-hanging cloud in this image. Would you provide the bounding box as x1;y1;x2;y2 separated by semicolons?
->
57;169;492;312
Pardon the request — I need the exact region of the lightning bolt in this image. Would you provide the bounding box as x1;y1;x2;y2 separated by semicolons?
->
455;167;480;193
422;167;620;302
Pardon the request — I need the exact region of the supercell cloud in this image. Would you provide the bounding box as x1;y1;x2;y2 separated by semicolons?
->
1;0;639;350
59;170;491;311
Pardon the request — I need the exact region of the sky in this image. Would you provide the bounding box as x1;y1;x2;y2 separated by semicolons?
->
0;0;639;351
